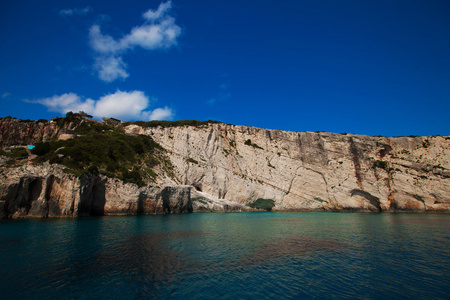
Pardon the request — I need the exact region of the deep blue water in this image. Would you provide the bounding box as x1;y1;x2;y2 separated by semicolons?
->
1;212;449;299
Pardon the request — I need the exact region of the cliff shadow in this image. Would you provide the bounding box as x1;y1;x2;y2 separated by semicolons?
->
4;178;43;218
78;175;106;216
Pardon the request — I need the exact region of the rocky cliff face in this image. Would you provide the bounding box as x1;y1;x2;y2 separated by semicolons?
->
1;118;449;218
0;117;72;147
126;123;450;212
0;163;192;218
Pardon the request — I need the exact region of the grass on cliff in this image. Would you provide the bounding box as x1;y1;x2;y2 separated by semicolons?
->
31;118;173;186
123;119;220;128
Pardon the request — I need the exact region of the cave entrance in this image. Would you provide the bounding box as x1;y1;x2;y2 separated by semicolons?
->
193;184;202;192
28;179;42;209
91;181;106;216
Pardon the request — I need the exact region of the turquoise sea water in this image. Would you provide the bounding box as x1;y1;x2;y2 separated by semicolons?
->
1;212;449;299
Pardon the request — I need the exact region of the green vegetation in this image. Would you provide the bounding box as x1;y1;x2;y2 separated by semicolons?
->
247;198;275;211
0;147;29;166
55;112;83;127
32;142;51;156
373;160;389;172
15;118;47;124
1;147;29;160
31;117;172;186
244;139;263;150
186;157;199;164
10;148;29;159
54;111;95;129
313;197;325;203
123;119;220;128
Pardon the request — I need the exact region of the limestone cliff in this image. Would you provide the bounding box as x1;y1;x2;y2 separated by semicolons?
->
0;163;192;218
126;123;450;212
1;117;449;217
0;117;75;147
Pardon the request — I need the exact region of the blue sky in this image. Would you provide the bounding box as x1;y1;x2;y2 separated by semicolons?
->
1;0;449;136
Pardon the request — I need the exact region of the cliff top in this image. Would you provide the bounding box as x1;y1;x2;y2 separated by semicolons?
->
1;113;447;139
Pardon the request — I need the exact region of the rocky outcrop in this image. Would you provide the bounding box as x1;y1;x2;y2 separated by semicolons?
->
0;117;77;147
162;186;192;213
126;123;450;212
0;164;194;218
1;118;54;146
191;190;251;212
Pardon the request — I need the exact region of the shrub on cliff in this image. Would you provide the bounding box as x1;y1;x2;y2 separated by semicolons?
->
9;148;29;160
373;160;389;172
186;157;199;164
122;167;144;186
244;139;263;150
31;128;169;186
31;142;51;156
123;119;220;128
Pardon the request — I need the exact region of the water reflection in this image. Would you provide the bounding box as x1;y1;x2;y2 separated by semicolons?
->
272;218;305;223
1;213;449;299
93;231;209;298
390;217;450;225
239;235;345;266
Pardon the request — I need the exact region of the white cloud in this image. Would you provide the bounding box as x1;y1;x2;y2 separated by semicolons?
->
2;92;10;98
33;93;95;113
59;7;91;16
94;56;129;82
148;107;174;120
94;91;149;120
89;25;121;54
89;1;181;82
122;17;180;50
143;1;173;21
32;90;174;121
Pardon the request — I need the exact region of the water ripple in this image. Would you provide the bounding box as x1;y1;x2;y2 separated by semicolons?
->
0;213;449;299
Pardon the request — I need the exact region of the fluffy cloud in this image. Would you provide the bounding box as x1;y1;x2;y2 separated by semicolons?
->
59;7;91;16
94;56;129;82
90;1;181;82
148;107;174;120
32;90;174;121
34;93;95;114
143;1;173;21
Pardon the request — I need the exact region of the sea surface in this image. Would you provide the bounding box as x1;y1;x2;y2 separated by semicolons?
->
1;212;449;299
